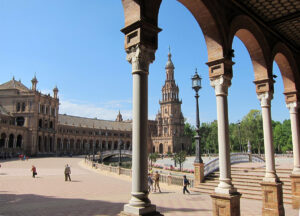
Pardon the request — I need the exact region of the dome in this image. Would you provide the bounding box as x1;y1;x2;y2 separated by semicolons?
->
165;52;174;69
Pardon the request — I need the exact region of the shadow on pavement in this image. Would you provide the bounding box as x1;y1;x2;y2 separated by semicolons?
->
0;193;211;216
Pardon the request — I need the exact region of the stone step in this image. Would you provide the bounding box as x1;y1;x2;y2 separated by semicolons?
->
206;176;291;186
192;186;292;204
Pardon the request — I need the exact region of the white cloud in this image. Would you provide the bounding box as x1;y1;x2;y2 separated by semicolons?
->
59;100;132;121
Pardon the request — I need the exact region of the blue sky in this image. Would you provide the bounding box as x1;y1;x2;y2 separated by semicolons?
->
0;0;289;125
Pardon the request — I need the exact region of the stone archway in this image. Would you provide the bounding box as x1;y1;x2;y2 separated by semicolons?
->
16;135;22;148
0;133;6;148
8;134;14;148
159;143;163;154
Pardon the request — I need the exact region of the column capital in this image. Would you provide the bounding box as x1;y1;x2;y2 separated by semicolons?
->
257;91;273;107
253;78;274;94
287;101;299;114
210;75;232;96
206;57;234;79
126;45;155;75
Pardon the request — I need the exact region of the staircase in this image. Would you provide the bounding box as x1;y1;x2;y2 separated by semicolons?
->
192;166;293;204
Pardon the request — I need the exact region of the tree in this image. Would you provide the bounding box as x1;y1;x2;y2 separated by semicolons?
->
184;122;196;154
148;152;159;168
172;151;187;171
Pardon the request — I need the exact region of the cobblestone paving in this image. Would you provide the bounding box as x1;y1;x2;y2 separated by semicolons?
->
0;157;298;216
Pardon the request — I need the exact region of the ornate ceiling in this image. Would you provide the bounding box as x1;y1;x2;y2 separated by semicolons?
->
233;0;300;52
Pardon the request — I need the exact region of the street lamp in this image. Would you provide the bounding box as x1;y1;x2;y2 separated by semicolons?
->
237;121;242;152
192;68;203;164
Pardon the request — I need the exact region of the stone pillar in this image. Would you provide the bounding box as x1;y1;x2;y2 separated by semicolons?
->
287;101;300;208
208;58;241;216
210;75;236;194
194;163;204;185
257;92;278;182
257;90;284;215
121;45;159;216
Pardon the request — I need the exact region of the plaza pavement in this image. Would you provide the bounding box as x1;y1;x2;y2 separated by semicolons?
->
0;157;298;216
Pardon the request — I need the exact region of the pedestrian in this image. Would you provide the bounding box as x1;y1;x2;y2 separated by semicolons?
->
153;171;161;193
148;173;153;193
64;164;71;181
31;165;37;178
183;175;190;194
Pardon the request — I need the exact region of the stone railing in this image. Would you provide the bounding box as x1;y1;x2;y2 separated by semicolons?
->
204;153;265;177
85;160;193;188
101;150;132;159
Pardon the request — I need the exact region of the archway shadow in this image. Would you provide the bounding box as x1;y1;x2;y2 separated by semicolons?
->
0;193;210;215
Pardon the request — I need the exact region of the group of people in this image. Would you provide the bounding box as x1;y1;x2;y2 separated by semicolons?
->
19;154;28;161
30;164;72;181
147;169;191;195
148;170;161;193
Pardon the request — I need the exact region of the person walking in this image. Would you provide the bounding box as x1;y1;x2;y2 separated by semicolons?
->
183;175;190;194
153;171;161;193
64;164;71;181
31;165;37;178
147;173;153;193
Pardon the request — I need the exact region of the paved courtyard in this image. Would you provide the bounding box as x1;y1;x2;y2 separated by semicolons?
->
0;157;298;216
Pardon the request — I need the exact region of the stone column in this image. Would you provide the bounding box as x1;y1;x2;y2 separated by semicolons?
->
208;58;241;216
122;45;158;215
210;75;236;194
257;91;284;215
287;102;300;174
257;92;278;182
287;101;300;208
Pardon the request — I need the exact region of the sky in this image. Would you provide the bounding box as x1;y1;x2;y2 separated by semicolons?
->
0;0;290;125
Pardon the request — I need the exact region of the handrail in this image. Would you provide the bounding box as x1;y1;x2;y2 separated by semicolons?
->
204;153;265;177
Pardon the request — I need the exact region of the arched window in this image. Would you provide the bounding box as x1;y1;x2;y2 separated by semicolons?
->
16;135;22;148
21;102;26;111
50;121;53;129
159;143;163;154
0;133;6;148
39;119;43;128
114;141;118;150
16;103;21;112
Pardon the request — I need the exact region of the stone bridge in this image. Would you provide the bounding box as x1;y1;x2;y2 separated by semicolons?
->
100;149;132;160
204;153;265;177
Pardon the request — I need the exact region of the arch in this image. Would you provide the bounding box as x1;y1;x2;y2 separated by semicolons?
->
114;141;118;150
44;136;48;152
57;138;61;150
108;141;112;150
272;42;299;95
89;140;93;150
50;121;53;129
102;140;106;150
76;139;81;149
63;138;68;151
39;119;43;128
49;137;53;152
95;140;100;150
39;136;43;152
122;0;225;61
152;146;155;153
16;135;22;148
8;134;14;148
70;139;75;150
83;139;87;150
229;15;271;81
0;133;6;148
159;143;163;154
126;141;130;150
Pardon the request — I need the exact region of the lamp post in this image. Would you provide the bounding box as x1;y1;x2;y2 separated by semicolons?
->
237;121;242;152
192;69;203;164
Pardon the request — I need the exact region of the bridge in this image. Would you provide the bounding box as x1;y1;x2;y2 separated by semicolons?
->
204;153;265;177
100;149;132;160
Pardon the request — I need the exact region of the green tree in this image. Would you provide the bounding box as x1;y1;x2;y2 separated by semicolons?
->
148;152;159;168
184;122;196;154
172;151;187;171
273;119;292;153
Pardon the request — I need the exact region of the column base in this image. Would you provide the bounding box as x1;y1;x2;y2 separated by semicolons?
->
119;204;163;216
194;163;205;185
290;174;300;209
211;192;241;216
260;181;285;216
